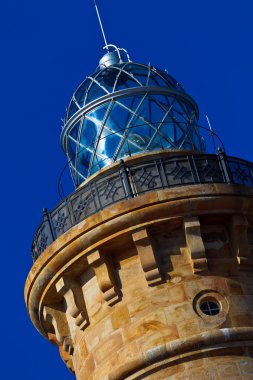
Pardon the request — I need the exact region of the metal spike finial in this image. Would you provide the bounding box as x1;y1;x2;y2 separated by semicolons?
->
93;0;109;49
206;115;217;152
206;115;213;132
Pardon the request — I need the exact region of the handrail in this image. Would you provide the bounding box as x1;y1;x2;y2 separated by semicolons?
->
31;152;253;262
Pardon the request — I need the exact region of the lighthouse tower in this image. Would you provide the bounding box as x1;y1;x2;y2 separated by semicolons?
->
25;6;253;380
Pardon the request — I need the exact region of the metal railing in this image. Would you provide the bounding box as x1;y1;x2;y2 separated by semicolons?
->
32;152;253;262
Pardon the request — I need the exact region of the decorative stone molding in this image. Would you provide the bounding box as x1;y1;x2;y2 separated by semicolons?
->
43;306;73;354
106;327;253;380
87;250;120;306
56;277;89;331
132;227;162;286
229;215;253;270
59;344;74;373
184;217;207;274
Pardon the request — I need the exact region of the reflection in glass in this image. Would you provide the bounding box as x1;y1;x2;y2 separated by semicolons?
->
62;62;205;185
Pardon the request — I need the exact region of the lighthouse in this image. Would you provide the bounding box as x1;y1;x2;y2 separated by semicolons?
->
25;3;253;379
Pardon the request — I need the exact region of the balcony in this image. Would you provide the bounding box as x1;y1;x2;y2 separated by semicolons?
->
32;151;253;262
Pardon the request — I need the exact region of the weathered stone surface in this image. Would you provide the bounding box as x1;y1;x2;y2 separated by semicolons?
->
184;216;207;274
56;277;89;331
132;227;162;286
25;153;253;379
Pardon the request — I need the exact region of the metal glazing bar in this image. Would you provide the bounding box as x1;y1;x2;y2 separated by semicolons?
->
112;94;148;159
144;100;176;150
85;115;144;151
112;64;130;92
88;100;114;176
61;86;199;150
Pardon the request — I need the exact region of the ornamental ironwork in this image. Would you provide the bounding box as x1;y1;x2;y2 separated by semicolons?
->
31;152;253;262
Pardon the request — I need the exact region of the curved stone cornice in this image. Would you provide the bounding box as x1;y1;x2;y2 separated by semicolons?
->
25;183;253;337
108;327;253;380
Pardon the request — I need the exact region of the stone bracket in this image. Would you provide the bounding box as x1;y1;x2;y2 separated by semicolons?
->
43;306;73;354
59;345;74;373
229;215;253;270
132;227;162;286
87;250;120;306
56;277;89;331
184;217;207;274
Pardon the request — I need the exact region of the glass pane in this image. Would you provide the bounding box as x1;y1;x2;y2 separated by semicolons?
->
104;102;133;137
175;112;188;125
68;134;77;160
189;125;203;150
67;121;81;163
137;96;166;124
90;153;112;174
114;75;141;91
147;134;165;151
127;121;155;154
127;64;150;86
67;101;79;119
96;67;120;90
86;104;109;126
80;119;97;149
97;132;121;161
75;79;92;106
176;100;193;119
153;94;172;109
86;82;107;104
76;149;92;180
148;73;168;87
116;95;143;113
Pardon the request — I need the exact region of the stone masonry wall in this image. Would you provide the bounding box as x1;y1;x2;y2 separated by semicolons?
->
25;184;253;380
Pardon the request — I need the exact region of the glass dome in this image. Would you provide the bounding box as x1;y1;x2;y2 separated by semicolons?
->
66;63;186;121
61;59;205;186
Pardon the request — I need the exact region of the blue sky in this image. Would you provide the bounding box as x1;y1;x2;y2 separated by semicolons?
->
1;0;253;378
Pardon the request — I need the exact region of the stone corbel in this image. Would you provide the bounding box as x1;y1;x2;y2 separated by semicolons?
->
184;217;207;274
229;215;253;270
56;277;89;331
132;227;162;286
59;344;75;373
87;250;120;306
43;306;73;355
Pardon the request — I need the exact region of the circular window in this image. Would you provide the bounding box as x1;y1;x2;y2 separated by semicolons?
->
200;300;220;316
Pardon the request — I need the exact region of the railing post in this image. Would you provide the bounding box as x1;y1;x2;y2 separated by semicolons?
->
43;208;56;241
119;159;134;199
188;154;200;184
218;150;233;184
32;235;39;262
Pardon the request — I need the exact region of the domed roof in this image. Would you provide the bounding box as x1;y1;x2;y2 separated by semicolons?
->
61;51;203;186
66;62;185;121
